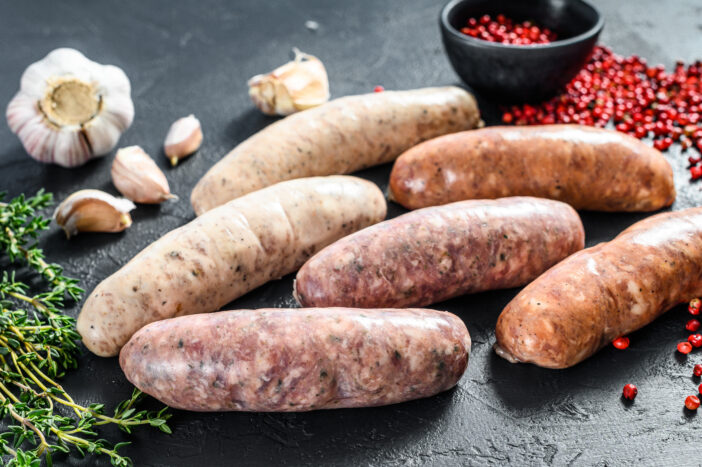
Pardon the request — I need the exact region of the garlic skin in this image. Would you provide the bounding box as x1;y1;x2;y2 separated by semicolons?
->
248;49;329;116
6;48;134;168
164;114;202;166
112;146;176;204
53;189;135;238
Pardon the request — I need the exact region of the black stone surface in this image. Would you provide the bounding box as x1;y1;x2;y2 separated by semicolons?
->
1;1;702;465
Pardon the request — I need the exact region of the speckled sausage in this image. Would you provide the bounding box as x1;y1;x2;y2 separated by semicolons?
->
389;124;675;212
120;307;471;411
495;206;702;369
294;197;584;308
190;87;481;215
77;176;386;357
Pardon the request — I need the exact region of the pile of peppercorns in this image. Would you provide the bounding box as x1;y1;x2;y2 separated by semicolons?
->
459;14;557;45
503;46;702;182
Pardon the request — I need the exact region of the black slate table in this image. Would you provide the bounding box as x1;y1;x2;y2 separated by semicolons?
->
1;1;702;465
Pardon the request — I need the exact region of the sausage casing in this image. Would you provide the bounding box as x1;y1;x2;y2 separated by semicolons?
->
294;197;584;308
389;124;675;211
119;308;471;411
191;87;481;214
77;176;386;357
495;207;702;369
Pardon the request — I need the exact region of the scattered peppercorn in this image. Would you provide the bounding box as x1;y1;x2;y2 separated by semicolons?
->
612;336;630;350
622;383;638;401
459;14;557;45
679;342;693;354
685;395;700;411
687;319;701;332
373;85;384;93
694;364;702;377
502;46;702;182
690;334;702;348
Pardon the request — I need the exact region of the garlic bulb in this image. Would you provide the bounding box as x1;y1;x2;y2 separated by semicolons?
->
248;49;329;116
53;189;135;238
6;48;134;168
163;114;202;166
112;146;176;203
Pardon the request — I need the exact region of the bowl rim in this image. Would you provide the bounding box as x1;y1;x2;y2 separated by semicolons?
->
439;0;604;50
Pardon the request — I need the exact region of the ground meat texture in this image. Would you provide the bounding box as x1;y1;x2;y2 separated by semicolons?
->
495;206;702;369
389;124;675;212
190;87;481;215
77;176;386;357
119;307;471;411
294;197;584;308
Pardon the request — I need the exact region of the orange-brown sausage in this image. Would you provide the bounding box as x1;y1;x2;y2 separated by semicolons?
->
389;125;675;212
191;87;481;215
495;207;702;369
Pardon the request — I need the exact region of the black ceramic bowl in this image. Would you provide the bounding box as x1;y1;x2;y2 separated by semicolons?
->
440;0;603;103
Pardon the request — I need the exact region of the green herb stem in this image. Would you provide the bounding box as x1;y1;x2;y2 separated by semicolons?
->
0;190;171;467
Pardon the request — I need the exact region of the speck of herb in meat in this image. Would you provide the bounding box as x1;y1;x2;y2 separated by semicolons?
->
178;339;184;348
394;350;402;360
320;370;328;379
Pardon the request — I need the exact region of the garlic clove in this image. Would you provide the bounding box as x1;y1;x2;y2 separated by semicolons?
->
248;48;329;116
163;114;202;166
53;189;135;238
111;146;176;204
5;48;134;168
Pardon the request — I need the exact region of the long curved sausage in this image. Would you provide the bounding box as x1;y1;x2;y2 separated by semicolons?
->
495;206;702;369
119;307;471;411
77;176;386;357
389;124;675;211
190;87;481;215
294;197;584;308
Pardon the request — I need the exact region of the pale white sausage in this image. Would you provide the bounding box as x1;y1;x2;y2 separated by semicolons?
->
78;176;387;357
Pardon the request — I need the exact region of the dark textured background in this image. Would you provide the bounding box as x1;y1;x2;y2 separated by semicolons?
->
2;1;702;465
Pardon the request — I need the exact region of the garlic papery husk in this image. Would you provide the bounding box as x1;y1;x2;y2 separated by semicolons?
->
53;189;135;238
112;146;176;203
164;114;203;166
6;48;134;168
248;49;329;116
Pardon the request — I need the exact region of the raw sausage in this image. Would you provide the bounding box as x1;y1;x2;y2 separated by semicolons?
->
389;124;675;211
294;197;584;308
119;307;471;411
191;87;481;214
495;206;702;369
77;176;386;357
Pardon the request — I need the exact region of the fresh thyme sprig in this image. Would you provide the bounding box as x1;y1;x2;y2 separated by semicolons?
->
0;191;171;467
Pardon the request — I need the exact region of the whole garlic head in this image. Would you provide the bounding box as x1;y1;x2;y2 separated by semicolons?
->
248;48;329;116
53;189;135;238
6;48;134;167
112;146;176;203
